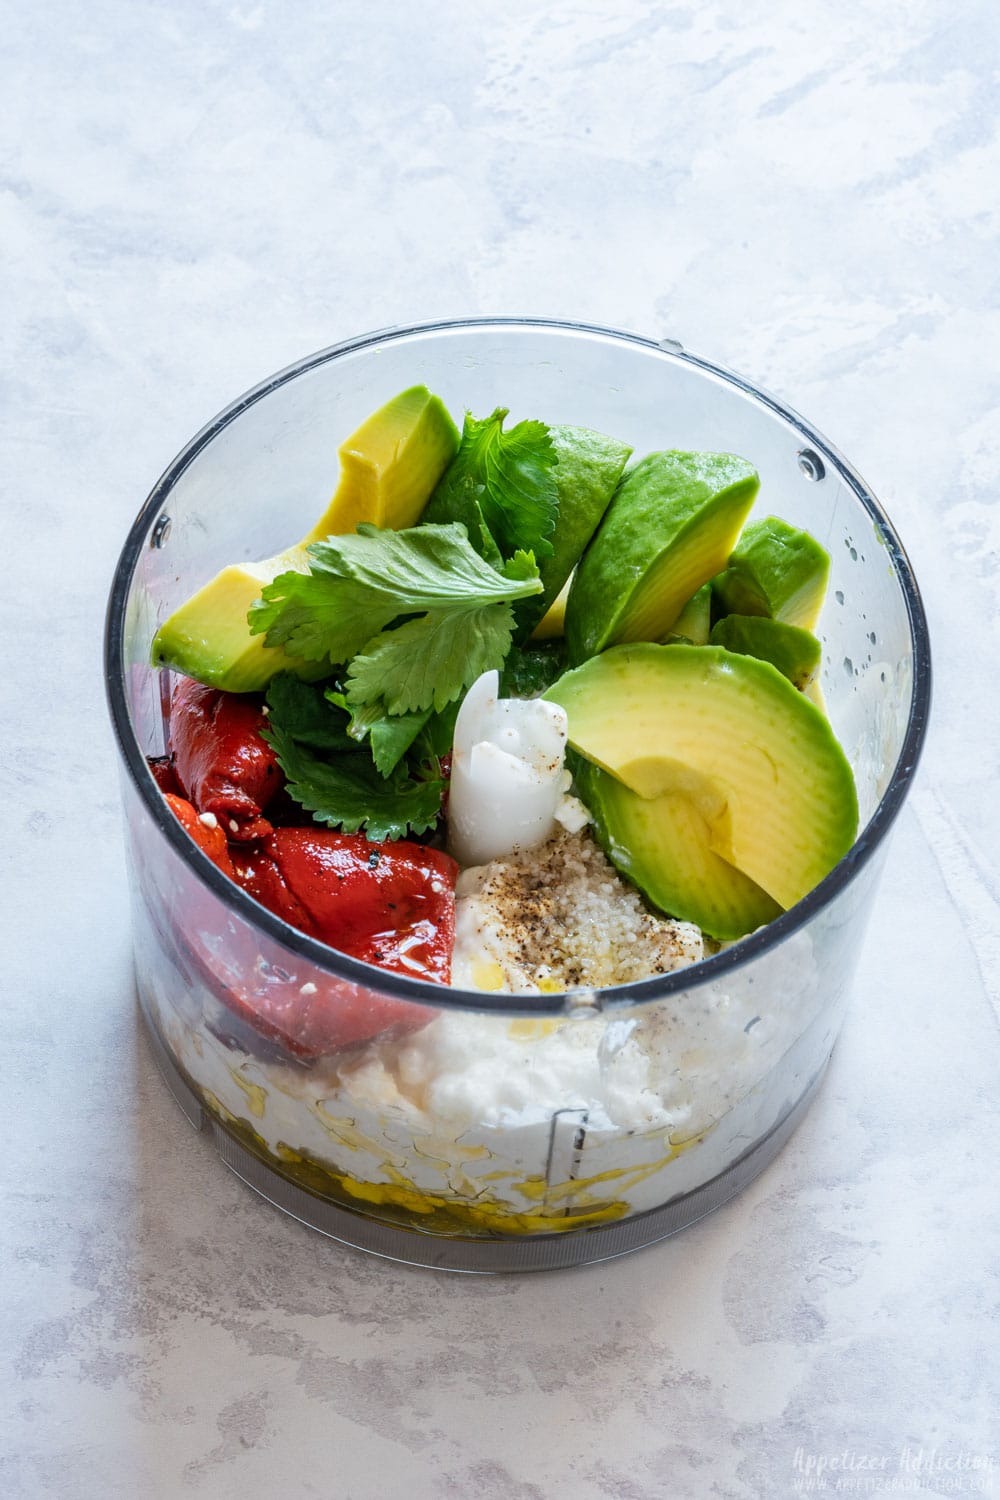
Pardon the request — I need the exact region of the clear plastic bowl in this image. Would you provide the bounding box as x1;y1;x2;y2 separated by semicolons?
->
104;318;930;1272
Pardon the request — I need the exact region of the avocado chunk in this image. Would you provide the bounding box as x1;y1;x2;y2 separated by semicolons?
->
663;582;712;645
150;551;326;693
303;385;459;541
572;756;781;940
712;515;830;631
151;386;459;692
530;572;573;640
710;614;821;690
515;424;632;638
564;451;759;664
545;643;858;915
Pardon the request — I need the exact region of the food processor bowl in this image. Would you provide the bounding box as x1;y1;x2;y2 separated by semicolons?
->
105;318;930;1272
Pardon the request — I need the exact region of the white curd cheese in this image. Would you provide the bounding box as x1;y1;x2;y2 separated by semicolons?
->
146;906;832;1230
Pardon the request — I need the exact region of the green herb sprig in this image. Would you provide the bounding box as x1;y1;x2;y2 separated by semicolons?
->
250;522;541;721
262;676;447;843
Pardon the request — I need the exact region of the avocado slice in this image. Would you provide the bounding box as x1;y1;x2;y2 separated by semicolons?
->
151;386;459;692
151;550;326;693
530;572;573;640
662;582;712;645
572;756;781;940
712;515;830;631
564;451;759;664
303;385;459;541
514;424;632;638
710;614;821;690
545;643;858;914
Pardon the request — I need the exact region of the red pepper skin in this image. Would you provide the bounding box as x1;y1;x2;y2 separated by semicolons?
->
170;678;281;842
206;957;439;1058
217;831;457;1055
234;830;457;983
148;755;183;796
163;793;236;878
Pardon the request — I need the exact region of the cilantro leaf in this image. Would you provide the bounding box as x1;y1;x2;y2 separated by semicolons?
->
264;723;444;842
265;673;356;751
503;549;543;584
422;409;559;561
416;699;461;760
326;688;456;776
309;522;539;606
248;522;540;667
346;601;516;716
369;709;434;776
323;689;389;744
325;689;434;776
250;572;395;664
262;677;446;838
456;493;504;571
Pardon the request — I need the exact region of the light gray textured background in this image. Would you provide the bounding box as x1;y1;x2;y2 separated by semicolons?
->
3;2;998;1497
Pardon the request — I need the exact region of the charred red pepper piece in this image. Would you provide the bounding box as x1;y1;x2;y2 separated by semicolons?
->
213;831;458;1055
234;830;457;983
170;678;281;842
205;958;439;1058
163;792;236;878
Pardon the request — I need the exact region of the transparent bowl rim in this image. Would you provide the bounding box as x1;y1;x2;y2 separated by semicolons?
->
104;315;932;1017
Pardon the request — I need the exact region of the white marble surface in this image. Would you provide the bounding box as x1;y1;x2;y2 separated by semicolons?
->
4;2;999;1495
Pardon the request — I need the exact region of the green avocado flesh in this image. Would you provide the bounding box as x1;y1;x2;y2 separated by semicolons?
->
545;643;858;917
565;451;759;664
713;515;830;631
663;582;712;645
151;386;459;692
514;424;633;638
710;614;821;690
572;757;781;940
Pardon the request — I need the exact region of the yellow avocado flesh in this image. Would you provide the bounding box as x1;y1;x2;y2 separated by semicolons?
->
151;385;459;692
530;573;573;639
302;385;459;542
546;643;858;912
662;581;712;645
709;614;821;690
573;758;781;939
149;551;327;693
616;494;750;644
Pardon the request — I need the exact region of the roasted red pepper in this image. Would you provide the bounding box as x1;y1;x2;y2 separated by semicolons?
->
163;792;236;878
197;831;457;1056
233;829;457;984
170;678;281;842
160;678;457;1055
148;754;183;797
158;795;456;1054
206;958;440;1059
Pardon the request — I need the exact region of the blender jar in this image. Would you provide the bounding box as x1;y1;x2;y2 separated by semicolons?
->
105;319;930;1272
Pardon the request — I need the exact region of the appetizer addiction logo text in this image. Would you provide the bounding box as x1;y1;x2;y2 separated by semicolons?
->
791;1446;995;1492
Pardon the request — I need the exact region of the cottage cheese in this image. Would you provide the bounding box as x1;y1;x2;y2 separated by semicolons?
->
144;845;837;1233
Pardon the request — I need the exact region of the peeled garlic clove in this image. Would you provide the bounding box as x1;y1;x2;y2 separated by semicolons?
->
447;670;569;867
